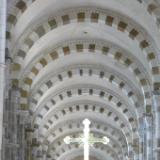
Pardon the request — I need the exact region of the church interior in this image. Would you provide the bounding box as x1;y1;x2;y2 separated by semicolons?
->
0;0;160;160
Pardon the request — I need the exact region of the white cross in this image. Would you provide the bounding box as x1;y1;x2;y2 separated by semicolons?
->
64;119;110;160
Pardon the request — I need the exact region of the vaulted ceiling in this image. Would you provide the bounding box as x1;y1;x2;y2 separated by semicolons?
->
6;0;160;160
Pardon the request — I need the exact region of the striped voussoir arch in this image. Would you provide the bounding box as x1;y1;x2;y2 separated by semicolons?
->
5;1;160;160
7;8;157;110
16;43;151;113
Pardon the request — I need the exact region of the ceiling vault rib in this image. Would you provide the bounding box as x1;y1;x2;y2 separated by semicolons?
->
4;1;160;160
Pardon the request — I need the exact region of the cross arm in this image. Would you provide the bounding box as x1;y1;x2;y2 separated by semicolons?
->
64;136;83;144
88;134;110;145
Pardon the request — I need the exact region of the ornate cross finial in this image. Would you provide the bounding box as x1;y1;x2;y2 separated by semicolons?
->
64;119;110;160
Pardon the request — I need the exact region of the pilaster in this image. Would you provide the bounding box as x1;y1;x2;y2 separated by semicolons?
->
153;94;160;160
0;0;6;159
145;114;154;160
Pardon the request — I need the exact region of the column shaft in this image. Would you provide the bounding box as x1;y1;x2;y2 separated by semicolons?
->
0;0;6;159
153;95;160;160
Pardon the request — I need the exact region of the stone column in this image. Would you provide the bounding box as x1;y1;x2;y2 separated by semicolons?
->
153;94;160;160
128;149;134;160
138;116;144;160
0;0;6;159
145;115;153;160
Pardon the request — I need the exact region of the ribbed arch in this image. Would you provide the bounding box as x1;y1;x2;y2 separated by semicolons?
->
7;0;160;93
10;25;152;118
20;52;147;105
30;85;139;137
49;140;120;160
12;14;153;75
29;65;143;101
18;37;150;80
35;98;133;135
31;76;139;114
55;147;116;160
21;54;148;119
5;1;160;160
46;130;124;158
37;112;135;148
8;0;160;49
33;90;138;126
20;45;149;104
38;117;129;156
45;127;126;154
35;104;132;138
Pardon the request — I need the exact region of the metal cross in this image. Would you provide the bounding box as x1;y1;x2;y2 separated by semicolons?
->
64;119;110;160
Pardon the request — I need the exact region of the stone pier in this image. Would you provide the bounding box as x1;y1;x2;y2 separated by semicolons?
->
0;0;6;159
